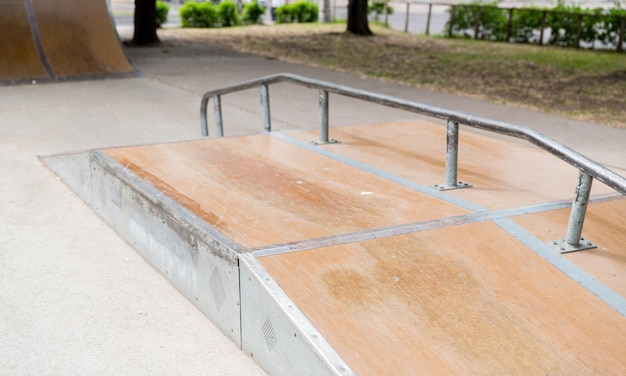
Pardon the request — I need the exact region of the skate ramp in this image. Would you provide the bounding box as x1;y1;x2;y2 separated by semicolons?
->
45;119;626;375
0;0;136;84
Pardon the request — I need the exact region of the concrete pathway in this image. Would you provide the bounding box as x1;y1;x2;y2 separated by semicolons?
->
1;26;624;376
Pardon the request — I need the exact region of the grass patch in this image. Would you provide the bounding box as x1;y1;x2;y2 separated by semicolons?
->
159;23;626;128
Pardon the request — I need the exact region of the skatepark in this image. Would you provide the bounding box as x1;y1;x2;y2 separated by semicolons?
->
1;0;625;375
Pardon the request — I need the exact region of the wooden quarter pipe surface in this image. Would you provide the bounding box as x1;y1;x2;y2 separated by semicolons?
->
0;0;48;81
0;0;135;84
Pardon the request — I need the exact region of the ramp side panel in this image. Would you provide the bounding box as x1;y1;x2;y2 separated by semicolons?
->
102;136;469;249
290;121;617;209
0;0;48;81
87;151;243;345
514;198;626;297
41;152;93;205
258;222;626;375
33;0;135;77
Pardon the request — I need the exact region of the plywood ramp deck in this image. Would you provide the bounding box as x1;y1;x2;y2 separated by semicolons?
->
258;223;626;375
101;120;626;375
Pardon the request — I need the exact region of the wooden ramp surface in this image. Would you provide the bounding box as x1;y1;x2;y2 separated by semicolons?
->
102;120;626;375
0;0;135;83
0;0;48;81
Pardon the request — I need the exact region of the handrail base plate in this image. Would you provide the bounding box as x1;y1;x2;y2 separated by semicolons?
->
550;239;597;254
432;182;472;191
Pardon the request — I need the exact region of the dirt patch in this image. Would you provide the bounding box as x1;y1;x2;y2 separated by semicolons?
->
157;24;626;128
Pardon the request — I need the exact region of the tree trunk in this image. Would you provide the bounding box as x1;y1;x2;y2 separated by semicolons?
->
346;0;372;35
133;0;159;45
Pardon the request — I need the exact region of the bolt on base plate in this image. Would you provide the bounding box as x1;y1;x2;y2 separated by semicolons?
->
432;181;472;191
549;238;597;254
311;139;340;145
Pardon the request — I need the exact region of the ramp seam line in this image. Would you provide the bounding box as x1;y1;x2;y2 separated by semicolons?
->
250;192;621;258
24;0;55;79
495;218;626;317
269;132;485;212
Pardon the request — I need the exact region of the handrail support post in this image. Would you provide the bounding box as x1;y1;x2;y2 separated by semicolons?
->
433;120;472;191
312;89;339;145
213;95;224;138
550;171;596;253
201;98;209;137
261;84;271;132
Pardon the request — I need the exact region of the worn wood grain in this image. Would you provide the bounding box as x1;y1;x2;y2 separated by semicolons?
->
0;0;48;81
290;121;620;209
34;0;134;77
104;135;468;249
259;222;626;375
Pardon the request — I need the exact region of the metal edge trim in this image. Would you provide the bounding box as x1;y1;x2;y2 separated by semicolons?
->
495;218;626;317
250;193;623;258
90;149;246;262
24;0;55;79
239;253;355;376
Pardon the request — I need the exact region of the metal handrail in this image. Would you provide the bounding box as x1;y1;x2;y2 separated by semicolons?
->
200;73;626;252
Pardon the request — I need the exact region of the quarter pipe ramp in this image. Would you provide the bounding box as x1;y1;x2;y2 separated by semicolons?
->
0;0;136;84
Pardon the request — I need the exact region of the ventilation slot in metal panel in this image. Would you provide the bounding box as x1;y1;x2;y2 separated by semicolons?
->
262;317;277;352
209;267;226;311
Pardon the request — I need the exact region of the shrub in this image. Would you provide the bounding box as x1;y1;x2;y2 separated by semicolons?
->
510;7;544;43
242;0;266;25
580;8;607;47
276;1;318;23
275;5;293;23
445;0;626;50
156;0;170;28
217;0;241;26
547;2;584;47
368;1;393;22
179;2;218;28
447;2;507;40
477;5;508;40
446;4;476;37
591;6;626;48
293;1;318;22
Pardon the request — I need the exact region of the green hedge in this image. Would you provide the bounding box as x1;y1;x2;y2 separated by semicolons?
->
180;0;265;28
156;1;170;28
242;1;266;25
276;1;318;24
180;2;218;28
368;1;394;22
446;0;626;50
217;0;240;26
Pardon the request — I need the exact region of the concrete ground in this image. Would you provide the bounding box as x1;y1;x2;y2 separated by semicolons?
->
1;24;625;376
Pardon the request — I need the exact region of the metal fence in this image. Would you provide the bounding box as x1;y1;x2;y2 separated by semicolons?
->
332;1;626;51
